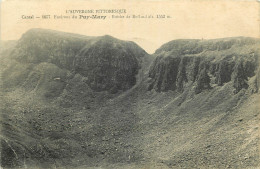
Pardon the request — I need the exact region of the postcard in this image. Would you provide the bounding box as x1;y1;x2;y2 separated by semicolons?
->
0;0;259;168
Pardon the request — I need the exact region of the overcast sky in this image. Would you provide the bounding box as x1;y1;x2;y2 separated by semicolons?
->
1;0;259;54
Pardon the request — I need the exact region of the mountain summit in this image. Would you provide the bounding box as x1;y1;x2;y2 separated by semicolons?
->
10;29;147;93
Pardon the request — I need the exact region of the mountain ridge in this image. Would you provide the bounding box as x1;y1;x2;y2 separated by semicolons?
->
0;29;259;169
149;36;260;93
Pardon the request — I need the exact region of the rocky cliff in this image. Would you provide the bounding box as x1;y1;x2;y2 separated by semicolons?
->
148;37;260;93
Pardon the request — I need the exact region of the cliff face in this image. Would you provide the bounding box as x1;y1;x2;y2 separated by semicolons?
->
148;37;260;93
9;29;147;93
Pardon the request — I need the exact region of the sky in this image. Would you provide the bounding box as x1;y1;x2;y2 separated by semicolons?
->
1;0;259;54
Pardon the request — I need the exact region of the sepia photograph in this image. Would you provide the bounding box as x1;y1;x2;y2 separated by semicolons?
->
0;0;259;168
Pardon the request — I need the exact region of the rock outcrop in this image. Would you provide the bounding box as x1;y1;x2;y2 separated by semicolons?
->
232;61;249;93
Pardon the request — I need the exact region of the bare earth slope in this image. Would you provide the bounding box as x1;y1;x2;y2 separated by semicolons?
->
0;29;259;169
